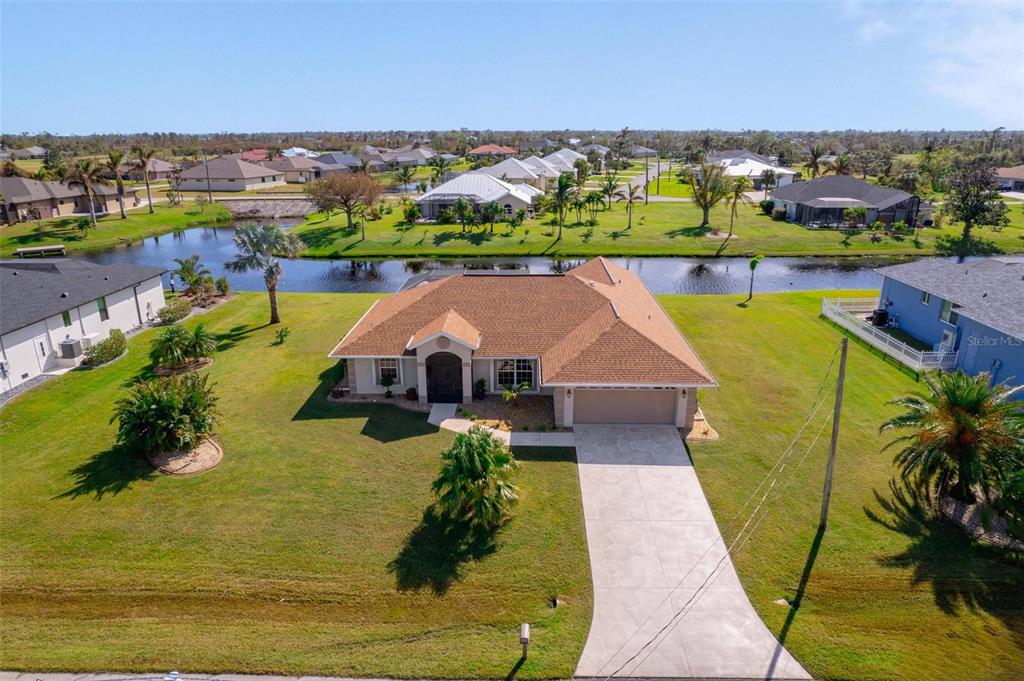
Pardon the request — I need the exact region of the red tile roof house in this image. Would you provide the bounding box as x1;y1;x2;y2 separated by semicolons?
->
329;258;716;428
467;143;517;160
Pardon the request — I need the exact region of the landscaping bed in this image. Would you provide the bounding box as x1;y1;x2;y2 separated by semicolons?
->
458;395;565;432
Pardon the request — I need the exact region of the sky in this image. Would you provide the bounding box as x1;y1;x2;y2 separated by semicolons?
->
2;0;1022;134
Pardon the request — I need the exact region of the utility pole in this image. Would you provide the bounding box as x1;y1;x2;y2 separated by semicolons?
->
656;152;661;195
202;149;213;203
644;151;649;206
819;337;848;531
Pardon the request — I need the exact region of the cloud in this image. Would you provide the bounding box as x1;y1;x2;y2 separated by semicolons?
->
858;19;896;42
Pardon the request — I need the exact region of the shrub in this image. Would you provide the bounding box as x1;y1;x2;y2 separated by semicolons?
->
403;204;422;224
474;378;487;400
771;207;787;221
431;426;519;525
150;323;217;369
158;297;192;324
112;373;219;454
273;327;290;346
759;199;774;215
83;329;126;367
215;276;230;296
437;207;456;224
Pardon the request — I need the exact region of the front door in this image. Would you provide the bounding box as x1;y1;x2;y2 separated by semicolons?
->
32;335;50;372
426;352;463;403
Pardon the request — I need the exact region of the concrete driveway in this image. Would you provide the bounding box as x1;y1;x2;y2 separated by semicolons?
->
574;425;809;679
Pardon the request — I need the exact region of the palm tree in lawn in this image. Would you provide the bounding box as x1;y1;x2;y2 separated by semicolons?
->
480;201;502;233
431;426;520;526
430;155;451;185
726;176;753;239
394;165;416;192
65;159;111;228
103;150;128;219
881;371;1024;504
614;183;644;230
224;222;305;324
173;254;211;295
452;197;474;233
132;145;157;213
573;158;591;194
745;254;763;302
759;168;777;197
823;153;852;176
805;144;826;179
571;195;587;225
599;172;619;209
551;172;576;241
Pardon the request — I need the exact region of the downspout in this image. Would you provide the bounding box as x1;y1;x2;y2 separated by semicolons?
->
132;284;143;325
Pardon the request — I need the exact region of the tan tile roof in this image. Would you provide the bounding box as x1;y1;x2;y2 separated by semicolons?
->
330;257;715;387
408;310;481;349
997;165;1024;181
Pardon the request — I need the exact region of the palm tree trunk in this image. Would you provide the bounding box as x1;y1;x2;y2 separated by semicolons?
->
747;272;754;302
729;205;736;238
267;282;281;324
117;189;127;219
87;189;98;226
627;204;633;229
144;172;154;213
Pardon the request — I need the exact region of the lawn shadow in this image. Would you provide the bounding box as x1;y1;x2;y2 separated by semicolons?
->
291;362;437;442
54;444;156;500
864;478;1024;645
766;524;825;678
666;225;710;238
216;322;271;352
935;234;1003;256
433;230;494;246
297;226;339;249
388;505;503;595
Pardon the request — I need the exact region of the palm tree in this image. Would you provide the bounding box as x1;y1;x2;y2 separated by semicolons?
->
103;151;128;219
430;155;451;185
759;168;777;197
571;195;587;225
173;254;211;294
480;201;502;233
745;254;763;302
188;323;218;361
150;326;192;369
431;426;520;526
65;159;111;228
615;184;644;230
881;371;1024;503
551;172;576;240
452;197;474;233
805;144;826;179
224;222;305;324
394;165;416;191
573;158;591;193
824;153;852;176
599;172;619;209
132;145;157;213
727;176;753;238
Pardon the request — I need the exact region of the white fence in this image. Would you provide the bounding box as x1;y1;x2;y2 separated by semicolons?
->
821;298;958;372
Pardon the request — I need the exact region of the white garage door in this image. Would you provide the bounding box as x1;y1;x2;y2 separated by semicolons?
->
574;389;677;425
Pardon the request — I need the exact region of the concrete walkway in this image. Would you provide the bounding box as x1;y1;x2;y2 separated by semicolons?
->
574;425;809;679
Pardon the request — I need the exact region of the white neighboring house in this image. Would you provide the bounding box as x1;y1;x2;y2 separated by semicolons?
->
472;158;547;189
521;155;562;183
178;157;286;192
415;173;536;219
542;147;587;173
702;150;797;190
281;147;318;158
0;260;167;394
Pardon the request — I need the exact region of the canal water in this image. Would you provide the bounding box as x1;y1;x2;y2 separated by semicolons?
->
75;223;908;295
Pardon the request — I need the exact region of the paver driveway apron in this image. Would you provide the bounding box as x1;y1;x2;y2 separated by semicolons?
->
574;425;810;679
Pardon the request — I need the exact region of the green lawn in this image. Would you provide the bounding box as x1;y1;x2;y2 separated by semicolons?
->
0;293;592;678
646;174;695;198
0;203;232;256
666;291;1024;681
293;200;1024;258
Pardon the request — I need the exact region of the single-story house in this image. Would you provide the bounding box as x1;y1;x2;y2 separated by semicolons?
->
996;165;1024;192
262;156;327;183
580;143;611;157
329;257;716;427
112;158;180;181
876;257;1024;390
316;152;362;169
415;173;536;220
468;144;516;160
521;155;562;182
0;177;139;224
0;259;166;393
282;147;318;158
522;139;559;152
703;150;797;189
240;149;270;163
178;157;286;192
542;147;587;174
386;147;437;166
630;145;658;158
472;158;547;189
772;176;922;227
13;146;46;159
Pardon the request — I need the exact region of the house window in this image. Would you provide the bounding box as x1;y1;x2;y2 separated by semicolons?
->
378;358;399;385
97;297;109;321
61;310;72;327
497;359;534;389
920;291;931;305
504;203;513;216
939;299;960;325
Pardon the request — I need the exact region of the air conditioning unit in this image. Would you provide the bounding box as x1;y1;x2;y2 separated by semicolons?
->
59;338;83;359
80;332;101;349
0;359;8;378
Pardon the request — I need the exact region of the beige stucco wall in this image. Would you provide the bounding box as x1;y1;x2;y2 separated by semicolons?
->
413;337;474;404
179;176;286;192
349;356;418;395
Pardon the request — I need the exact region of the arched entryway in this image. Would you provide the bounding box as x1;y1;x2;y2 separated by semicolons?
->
426;352;463;403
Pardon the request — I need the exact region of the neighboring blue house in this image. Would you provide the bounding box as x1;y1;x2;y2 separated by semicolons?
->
876;258;1024;389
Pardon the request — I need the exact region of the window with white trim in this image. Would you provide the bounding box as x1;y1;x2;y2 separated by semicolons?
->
377;358;399;384
920;291;930;305
496;359;534;389
939;299;960;325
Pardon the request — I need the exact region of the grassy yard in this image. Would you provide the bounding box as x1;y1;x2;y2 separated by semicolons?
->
0;203;232;256
0;293;592;678
292;200;1024;258
646;174;695;198
665;291;1024;681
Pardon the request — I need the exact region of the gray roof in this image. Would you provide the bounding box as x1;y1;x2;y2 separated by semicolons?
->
707;149;772;165
0;177;125;205
316;152;362;167
0;259;166;335
772;176;916;210
876;257;1024;340
179;157;282;180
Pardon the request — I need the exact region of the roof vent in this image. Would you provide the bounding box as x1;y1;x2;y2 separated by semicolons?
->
60;292;68;298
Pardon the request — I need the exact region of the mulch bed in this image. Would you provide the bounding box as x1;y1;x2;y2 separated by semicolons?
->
328;393;433;413
684;406;719;442
458;395;567;432
940;496;1024;551
147;438;223;476
153;357;214;376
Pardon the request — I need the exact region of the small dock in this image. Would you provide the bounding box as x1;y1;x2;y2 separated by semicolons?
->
14;244;67;258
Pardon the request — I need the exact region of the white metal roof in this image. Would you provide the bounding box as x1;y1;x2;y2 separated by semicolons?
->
416;173;534;204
